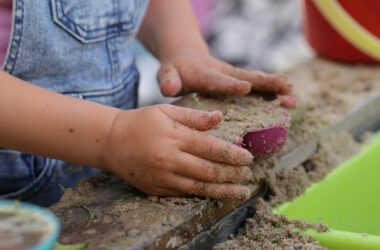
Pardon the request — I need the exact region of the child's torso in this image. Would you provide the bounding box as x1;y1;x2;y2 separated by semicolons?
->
1;0;149;109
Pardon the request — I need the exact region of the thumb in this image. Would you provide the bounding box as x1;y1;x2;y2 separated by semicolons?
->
159;105;223;131
157;64;182;97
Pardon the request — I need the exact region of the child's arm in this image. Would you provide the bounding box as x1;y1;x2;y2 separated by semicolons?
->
138;0;295;107
0;71;118;167
0;71;253;199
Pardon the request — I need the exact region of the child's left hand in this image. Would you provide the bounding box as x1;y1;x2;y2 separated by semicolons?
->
157;49;296;108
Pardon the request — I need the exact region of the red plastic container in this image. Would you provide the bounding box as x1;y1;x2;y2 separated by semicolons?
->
303;0;380;63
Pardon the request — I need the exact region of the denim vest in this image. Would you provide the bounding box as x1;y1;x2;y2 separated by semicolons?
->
0;0;149;206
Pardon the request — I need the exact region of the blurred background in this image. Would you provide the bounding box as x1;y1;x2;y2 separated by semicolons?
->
137;0;314;107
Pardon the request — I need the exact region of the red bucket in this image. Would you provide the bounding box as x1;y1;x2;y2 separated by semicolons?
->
303;0;380;63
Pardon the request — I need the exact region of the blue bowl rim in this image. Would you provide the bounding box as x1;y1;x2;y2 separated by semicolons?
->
0;199;60;250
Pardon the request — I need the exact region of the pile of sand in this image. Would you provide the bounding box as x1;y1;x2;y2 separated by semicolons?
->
214;132;360;249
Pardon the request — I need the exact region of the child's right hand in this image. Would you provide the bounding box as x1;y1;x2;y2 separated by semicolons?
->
102;104;254;199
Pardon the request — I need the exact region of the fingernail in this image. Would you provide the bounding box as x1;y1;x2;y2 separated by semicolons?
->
280;95;297;109
237;81;251;95
234;145;254;165
211;110;223;120
161;80;180;96
207;110;222;125
236;186;251;200
242;81;252;90
204;111;223;129
242;149;254;163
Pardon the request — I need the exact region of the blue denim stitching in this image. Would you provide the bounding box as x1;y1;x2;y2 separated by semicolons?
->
20;154;35;180
0;158;55;200
61;66;138;97
50;0;140;43
18;159;57;202
114;0;121;29
29;154;36;179
107;37;119;86
130;69;139;108
3;0;24;73
56;0;137;32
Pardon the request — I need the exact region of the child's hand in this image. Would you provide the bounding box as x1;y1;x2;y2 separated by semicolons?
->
102;104;253;199
157;50;296;108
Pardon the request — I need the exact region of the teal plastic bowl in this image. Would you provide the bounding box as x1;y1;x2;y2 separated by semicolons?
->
0;199;60;250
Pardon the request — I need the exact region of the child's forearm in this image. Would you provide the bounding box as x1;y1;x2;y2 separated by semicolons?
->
138;0;209;60
0;71;119;168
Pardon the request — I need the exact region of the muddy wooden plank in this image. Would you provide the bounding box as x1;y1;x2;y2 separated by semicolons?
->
51;59;380;250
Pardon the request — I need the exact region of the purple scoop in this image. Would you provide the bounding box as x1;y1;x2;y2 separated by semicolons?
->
236;127;288;158
235;112;289;158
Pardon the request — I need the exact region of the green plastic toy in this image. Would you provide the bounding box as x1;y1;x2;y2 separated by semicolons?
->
276;133;380;250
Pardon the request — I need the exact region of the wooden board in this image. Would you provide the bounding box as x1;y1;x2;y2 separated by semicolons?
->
51;59;380;250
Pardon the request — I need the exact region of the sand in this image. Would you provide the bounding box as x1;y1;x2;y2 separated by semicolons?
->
213;198;327;250
176;94;290;144
214;132;360;249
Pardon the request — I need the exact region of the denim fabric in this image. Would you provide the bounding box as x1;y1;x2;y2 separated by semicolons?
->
0;0;149;206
